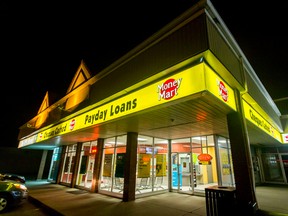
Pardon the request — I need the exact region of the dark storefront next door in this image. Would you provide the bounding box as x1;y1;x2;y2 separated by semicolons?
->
281;155;288;183
261;153;288;184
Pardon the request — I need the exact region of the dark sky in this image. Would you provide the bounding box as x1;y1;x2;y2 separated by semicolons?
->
1;1;287;148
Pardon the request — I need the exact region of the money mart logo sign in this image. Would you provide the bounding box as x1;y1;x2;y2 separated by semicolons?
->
282;134;288;143
157;78;182;101
217;80;228;102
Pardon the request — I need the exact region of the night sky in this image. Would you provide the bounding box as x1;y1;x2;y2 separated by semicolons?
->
1;1;287;148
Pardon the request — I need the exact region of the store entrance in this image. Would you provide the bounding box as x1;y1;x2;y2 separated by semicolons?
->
171;136;222;195
171;153;195;194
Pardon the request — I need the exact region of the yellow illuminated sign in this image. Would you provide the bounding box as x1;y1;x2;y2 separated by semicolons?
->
20;63;239;146
282;134;288;144
35;64;207;142
204;65;236;111
243;99;282;142
18;52;286;147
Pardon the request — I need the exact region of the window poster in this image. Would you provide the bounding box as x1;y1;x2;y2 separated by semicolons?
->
156;154;166;177
221;152;231;175
115;153;126;178
138;154;151;178
103;154;113;177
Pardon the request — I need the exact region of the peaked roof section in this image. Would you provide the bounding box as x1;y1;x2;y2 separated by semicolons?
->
66;59;92;95
37;91;50;114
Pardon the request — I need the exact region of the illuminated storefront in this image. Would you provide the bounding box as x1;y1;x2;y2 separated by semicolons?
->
18;0;287;211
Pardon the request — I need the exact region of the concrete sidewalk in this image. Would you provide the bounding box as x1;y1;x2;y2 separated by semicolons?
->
26;180;288;216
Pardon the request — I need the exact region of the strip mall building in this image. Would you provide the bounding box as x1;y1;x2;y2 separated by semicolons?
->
18;0;288;212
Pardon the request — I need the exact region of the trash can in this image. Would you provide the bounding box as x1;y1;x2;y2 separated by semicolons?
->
205;185;236;216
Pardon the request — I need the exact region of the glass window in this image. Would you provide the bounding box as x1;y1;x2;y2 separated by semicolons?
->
135;136;168;195
100;135;127;195
76;140;97;189
136;135;153;193
48;147;61;182
60;144;77;183
171;138;193;193
262;153;285;183
217;136;234;186
192;135;218;192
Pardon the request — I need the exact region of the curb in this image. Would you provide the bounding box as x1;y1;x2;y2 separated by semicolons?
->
28;195;64;216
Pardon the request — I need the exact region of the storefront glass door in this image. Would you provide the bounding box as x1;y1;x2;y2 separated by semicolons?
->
171;136;218;194
171;152;194;193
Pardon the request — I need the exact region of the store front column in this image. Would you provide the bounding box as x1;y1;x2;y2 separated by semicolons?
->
123;132;138;202
37;150;48;180
227;89;258;215
91;138;104;192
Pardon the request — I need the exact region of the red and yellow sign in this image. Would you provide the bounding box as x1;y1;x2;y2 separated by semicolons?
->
19;62;237;146
198;153;213;165
242;99;282;143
